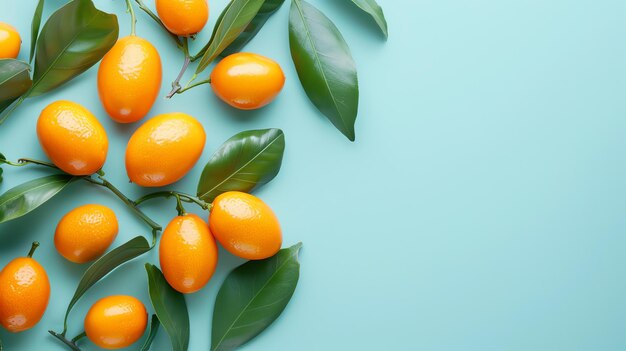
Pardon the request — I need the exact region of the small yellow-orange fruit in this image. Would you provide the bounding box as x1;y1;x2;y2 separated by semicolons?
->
209;191;282;260
37;100;108;176
55;204;119;263
125;112;206;187
84;295;148;349
159;214;218;293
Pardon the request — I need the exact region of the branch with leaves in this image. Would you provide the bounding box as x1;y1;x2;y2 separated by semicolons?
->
0;0;118;124
133;0;388;141
0;128;299;351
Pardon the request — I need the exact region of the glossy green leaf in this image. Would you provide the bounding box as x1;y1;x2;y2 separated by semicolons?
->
141;315;161;351
0;174;74;224
220;0;286;57
30;0;118;97
0;59;32;113
63;236;151;328
30;0;45;62
197;129;285;202
195;0;266;74
146;264;189;351
206;0;233;47
0;99;16;116
211;243;302;351
349;0;388;38
0;153;5;185
289;0;359;141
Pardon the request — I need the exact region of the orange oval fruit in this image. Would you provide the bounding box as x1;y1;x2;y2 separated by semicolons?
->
0;22;21;58
159;214;218;293
210;53;285;110
84;295;147;349
37;100;109;176
125;112;205;187
0;243;50;333
156;0;208;36
209;191;282;260
55;204;119;264
98;36;162;123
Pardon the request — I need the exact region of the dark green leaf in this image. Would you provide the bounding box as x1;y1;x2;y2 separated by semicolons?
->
207;0;233;47
140;315;161;351
30;0;45;62
220;0;286;57
289;0;359;141
146;264;189;351
211;243;302;351
30;0;118;97
0;99;17;116
0;153;5;185
197;129;285;202
195;0;266;74
63;236;151;328
0;174;74;224
188;0;232;62
349;0;388;38
0;59;32;111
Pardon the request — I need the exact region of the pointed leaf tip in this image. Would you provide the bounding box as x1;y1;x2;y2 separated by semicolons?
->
289;0;359;141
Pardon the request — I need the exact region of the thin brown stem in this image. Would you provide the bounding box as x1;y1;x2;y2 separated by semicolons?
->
27;241;40;258
167;37;191;98
177;77;211;95
133;0;182;48
49;331;82;351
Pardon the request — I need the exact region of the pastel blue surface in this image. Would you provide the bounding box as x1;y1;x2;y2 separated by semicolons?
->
2;0;626;350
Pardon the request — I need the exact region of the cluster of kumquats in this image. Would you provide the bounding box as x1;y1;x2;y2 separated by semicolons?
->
0;0;286;349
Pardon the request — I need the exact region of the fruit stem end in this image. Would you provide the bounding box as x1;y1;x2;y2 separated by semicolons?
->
27;241;40;258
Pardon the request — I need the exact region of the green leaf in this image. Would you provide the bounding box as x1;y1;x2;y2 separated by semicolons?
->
0;99;17;116
211;243;302;351
62;236;151;329
0;59;32;113
197;129;285;202
30;0;118;97
146;264;189;351
0;174;74;224
348;0;388;38
140;315;161;351
289;0;359;141
30;0;45;62
220;0;286;57
195;0;266;74
0;153;5;185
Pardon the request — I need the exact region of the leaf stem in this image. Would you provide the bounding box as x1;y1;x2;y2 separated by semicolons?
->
125;0;137;36
83;175;162;243
6;157;179;246
0;95;27;125
135;190;211;211
18;158;59;169
174;193;187;216
49;331;82;351
1;157;59;170
71;331;86;343
166;37;191;98
133;0;182;48
178;77;211;95
191;43;209;62
27;241;40;258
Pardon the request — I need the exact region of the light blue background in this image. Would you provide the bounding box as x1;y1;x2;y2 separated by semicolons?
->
2;0;626;350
